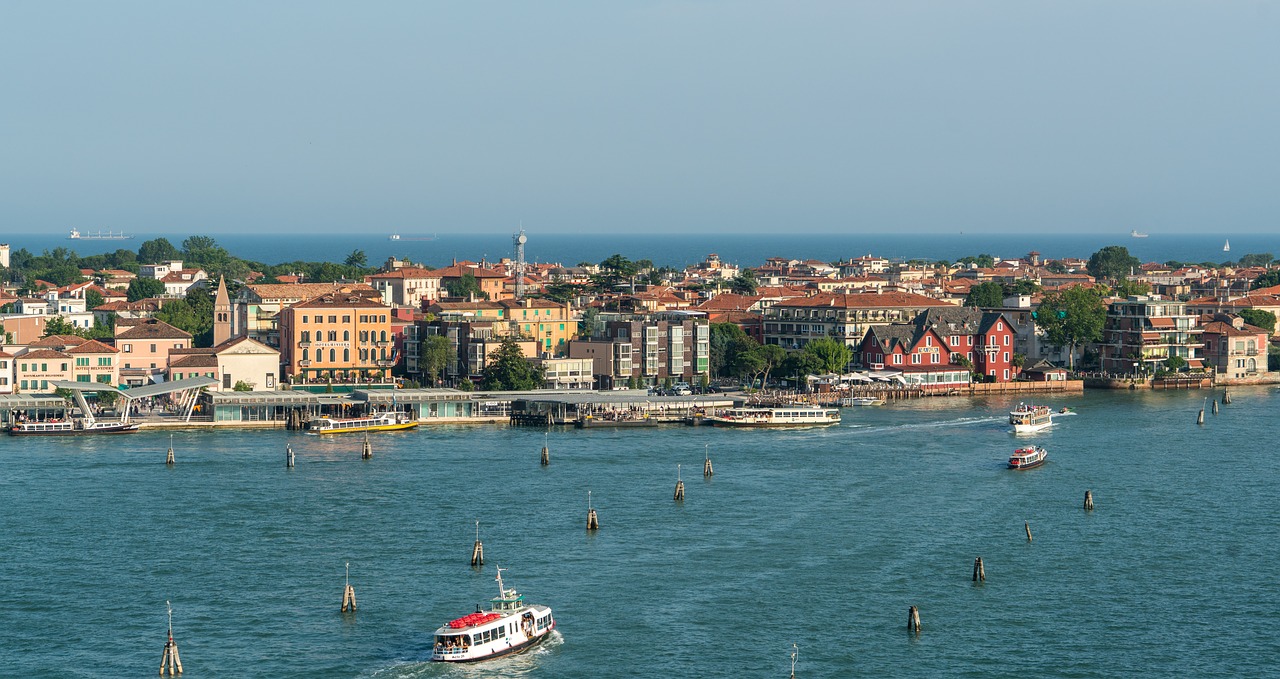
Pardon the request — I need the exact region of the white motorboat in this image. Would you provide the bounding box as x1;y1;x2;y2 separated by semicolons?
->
1009;403;1054;433
431;566;555;663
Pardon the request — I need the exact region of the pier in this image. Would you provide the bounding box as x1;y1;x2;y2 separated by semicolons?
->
508;393;736;428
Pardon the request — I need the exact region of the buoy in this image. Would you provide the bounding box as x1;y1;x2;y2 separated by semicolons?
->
470;520;484;567
341;562;357;613
1024;520;1033;542
165;434;175;466
286;444;295;468
361;432;372;460
703;443;713;477
159;600;183;676
586;491;599;531
674;464;685;502
907;605;921;634
1084;490;1094;511
972;556;985;583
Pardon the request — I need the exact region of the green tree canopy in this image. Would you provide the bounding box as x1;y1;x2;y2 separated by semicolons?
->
1112;278;1152;298
1239;309;1277;334
344;249;368;268
964;281;1005;308
138;238;180;263
445;272;487;300
420;334;452;385
802;337;854;374
85;289;105;311
1251;269;1280;290
780;350;825;386
1034;285;1106;369
1086;246;1141;283
594;254;637;291
126;277;166;302
480;337;545;390
1004;279;1042;296
729;269;758;295
709;323;748;376
956;254;996;269
1237;253;1274;268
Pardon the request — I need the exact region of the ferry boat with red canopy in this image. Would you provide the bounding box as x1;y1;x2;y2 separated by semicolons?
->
1008;446;1047;470
432;566;555;663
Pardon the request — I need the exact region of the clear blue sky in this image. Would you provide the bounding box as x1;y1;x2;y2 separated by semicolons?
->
2;1;1277;235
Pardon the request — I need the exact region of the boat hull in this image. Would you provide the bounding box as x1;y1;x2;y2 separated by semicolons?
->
8;423;140;436
432;626;553;663
1011;422;1053;434
706;419;838;428
313;421;418;435
1008;458;1046;470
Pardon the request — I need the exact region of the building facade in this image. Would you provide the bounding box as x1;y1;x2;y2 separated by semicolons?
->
1099;296;1204;374
762;292;952;350
279;289;394;382
568;312;710;388
1200;315;1270;382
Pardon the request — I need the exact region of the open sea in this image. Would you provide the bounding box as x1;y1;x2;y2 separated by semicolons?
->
2;388;1278;677
10;232;1280;270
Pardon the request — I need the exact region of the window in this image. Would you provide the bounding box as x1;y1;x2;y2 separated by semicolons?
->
1003;352;1010;362
342;315;350;323
893;354;903;365
21;380;28;389
329;349;336;362
911;353;921;364
1003;369;1010;380
123;344;132;353
223;374;232;389
1003;335;1010;346
329;316;337;323
343;331;350;341
41;363;48;371
950;335;960;346
328;331;337;341
925;336;932;347
343;349;350;362
301;331;310;342
77;357;89;366
77;374;90;382
302;316;309;323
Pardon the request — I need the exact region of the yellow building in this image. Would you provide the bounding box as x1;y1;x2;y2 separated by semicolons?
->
500;299;575;357
279;289;393;383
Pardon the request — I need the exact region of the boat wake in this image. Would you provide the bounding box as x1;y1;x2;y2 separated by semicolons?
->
850;415;1004;434
368;630;563;678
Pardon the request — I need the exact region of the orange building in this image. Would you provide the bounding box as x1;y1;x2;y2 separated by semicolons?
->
279;288;394;382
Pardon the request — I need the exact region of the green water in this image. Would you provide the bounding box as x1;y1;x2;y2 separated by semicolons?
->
2;388;1277;677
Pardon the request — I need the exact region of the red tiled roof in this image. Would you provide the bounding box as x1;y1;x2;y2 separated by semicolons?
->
775;292;949;309
65;339;119;354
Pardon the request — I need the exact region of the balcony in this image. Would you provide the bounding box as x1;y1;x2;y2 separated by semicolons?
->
1247;349;1258;356
375;340;391;348
376;360;395;367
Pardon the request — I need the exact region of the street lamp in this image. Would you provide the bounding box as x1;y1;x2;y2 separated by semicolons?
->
1133;361;1139;379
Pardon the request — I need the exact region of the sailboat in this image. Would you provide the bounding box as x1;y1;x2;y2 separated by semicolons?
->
1224;239;1231;253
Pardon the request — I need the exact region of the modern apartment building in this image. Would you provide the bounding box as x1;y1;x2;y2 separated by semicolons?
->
1099;296;1203;374
568;312;710;388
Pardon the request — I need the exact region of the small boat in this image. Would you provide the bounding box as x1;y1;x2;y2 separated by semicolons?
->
8;420;140;436
307;411;418;434
1130;229;1148;238
432;566;555;663
706;406;840;427
842;396;886;407
1009;403;1054;433
1224;239;1230;252
1008;446;1047;469
67;228;133;240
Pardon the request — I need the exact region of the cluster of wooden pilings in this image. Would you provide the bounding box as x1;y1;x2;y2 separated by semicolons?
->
1198;390;1232;426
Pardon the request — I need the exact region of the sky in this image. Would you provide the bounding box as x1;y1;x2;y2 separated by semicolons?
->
2;1;1278;236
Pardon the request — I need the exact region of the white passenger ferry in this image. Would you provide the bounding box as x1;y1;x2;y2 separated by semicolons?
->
8;420;139;436
307;411;418;434
1008;445;1048;470
1009;403;1054;433
432;566;556;663
706;406;840;427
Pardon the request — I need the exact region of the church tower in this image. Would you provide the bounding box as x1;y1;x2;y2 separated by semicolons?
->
213;276;232;345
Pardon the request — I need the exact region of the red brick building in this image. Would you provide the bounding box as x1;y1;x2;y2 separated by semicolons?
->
860;308;1019;382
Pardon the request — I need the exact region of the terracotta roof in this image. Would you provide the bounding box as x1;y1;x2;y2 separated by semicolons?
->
694;294;762;312
245;282;378;301
19;348;71;359
775;292;950;309
29;335;89;349
114;319;193;340
369;267;439;279
169;353;219;368
429;301;506;312
65;339;119;354
1200;320;1269;337
292;292;390;309
431;264;507;279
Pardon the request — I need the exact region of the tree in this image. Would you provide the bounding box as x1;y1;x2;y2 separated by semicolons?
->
1086;246;1141;283
709;323;748;376
964;281;1005;308
729;269;758;295
344;249;368;268
445;272;487;300
154;300;209;346
727;336;765;381
756;344;787;387
780;350;825;387
1112;278;1152;298
1237;253;1274;268
1034;286;1106;370
1004;279;1042;296
1164;355;1187;372
1252;269;1280;290
85;289;105;311
126;277;165;302
578;306;600;338
138;238;180;264
594;254;637;291
481;337;545;390
42;316;87;338
957;254;996;269
420;335;451;385
1045;260;1069;274
802;337;854;374
233;380;254;391
1239;309;1277;334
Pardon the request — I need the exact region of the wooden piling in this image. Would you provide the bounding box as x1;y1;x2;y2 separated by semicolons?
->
1084;490;1094;511
470;520;484;567
361;432;372;460
1212;399;1219;415
972;556;985;583
165;434;175;466
789;643;798;679
1197;408;1205;425
703;443;713;477
674;464;685;502
159;601;183;676
340;562;357;612
907;605;921;633
586;491;599;531
1223;390;1232;404
1024;521;1033;542
286;444;295;468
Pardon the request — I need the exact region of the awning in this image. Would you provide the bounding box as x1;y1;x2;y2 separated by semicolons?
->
118;376;218;400
1148;317;1175;328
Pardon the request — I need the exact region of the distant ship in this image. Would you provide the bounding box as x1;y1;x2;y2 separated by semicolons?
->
68;229;133;240
1130;230;1148;238
389;233;437;241
1224;239;1230;253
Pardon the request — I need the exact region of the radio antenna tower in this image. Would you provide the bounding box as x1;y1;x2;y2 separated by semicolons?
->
513;225;527;300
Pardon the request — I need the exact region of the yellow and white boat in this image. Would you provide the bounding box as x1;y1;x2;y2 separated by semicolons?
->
308;411;418;434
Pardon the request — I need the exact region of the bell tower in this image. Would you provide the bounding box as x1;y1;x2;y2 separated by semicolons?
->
213;276;232;345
